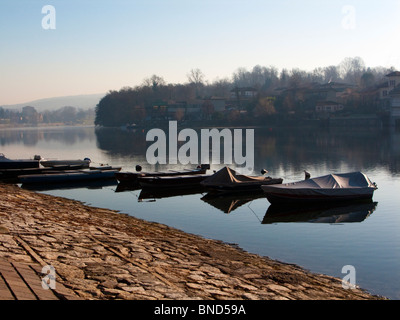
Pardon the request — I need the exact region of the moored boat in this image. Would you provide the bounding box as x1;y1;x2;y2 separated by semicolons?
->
0;153;40;169
21;179;118;191
40;158;91;168
261;172;377;204
115;164;210;183
0;164;87;181
19;169;119;184
138;174;210;188
200;166;283;193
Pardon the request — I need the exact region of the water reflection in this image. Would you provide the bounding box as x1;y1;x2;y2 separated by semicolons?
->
115;181;142;193
0;126;95;147
21;179;118;191
94;126;400;175
1;125;399;176
201;191;265;214
262;201;378;224
2;125;400;298
95;127;148;157
138;186;205;202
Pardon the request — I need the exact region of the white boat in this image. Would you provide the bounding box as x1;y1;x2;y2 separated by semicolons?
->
261;172;377;204
40;158;91;168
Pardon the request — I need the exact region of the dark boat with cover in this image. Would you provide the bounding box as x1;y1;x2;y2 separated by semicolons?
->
200;166;283;193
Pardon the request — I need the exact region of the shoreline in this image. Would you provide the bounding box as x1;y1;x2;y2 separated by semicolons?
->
0;183;385;300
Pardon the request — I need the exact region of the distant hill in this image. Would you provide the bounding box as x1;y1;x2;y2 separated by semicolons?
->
1;93;106;112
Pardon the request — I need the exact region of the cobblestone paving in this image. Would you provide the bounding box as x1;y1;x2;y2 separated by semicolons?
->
0;183;384;300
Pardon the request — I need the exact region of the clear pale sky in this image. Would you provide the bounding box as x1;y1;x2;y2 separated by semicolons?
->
1;0;400;105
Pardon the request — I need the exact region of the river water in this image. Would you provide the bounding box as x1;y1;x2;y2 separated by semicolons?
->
1;124;399;299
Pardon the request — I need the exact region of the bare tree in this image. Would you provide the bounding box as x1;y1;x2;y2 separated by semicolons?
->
142;75;166;89
187;68;205;84
339;57;366;84
187;68;205;98
323;65;341;83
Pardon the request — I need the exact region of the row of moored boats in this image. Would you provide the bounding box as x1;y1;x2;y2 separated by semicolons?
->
0;153;121;185
0;153;378;205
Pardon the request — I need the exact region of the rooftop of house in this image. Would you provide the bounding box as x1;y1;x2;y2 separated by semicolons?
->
321;81;355;88
386;71;400;77
230;87;258;92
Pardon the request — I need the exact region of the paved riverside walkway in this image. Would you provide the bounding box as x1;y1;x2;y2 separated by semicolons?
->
0;259;80;300
0;183;384;300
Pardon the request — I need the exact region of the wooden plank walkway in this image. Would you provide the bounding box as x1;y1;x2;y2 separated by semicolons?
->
0;259;80;300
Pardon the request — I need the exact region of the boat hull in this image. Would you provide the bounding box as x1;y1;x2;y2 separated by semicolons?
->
40;159;91;168
204;178;283;194
262;186;375;204
138;174;210;188
0;160;39;170
115;168;207;183
19;170;118;184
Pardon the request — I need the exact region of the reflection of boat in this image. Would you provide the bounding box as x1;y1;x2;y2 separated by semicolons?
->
138;174;210;188
115;164;210;183
40;158;91;168
21;179;118;191
261;172;377;204
115;181;142;193
19;169;119;184
262;201;378;224
201;192;265;214
201;167;283;193
0;153;40;169
138;186;205;201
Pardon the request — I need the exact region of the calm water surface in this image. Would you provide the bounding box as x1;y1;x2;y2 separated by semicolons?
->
1;125;400;299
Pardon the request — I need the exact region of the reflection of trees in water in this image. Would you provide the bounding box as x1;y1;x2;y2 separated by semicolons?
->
389;129;400;175
95;126;400;175
0;126;95;147
95;127;148;156
254;127;394;174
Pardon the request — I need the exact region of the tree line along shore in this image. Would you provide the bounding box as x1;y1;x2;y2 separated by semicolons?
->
95;58;399;128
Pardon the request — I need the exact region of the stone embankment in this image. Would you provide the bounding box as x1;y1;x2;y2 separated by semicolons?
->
0;183;383;300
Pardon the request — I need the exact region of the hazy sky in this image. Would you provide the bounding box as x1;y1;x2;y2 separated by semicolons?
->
1;0;400;105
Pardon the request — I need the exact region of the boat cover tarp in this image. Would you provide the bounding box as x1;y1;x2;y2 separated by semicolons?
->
201;166;266;187
274;172;374;189
262;172;376;199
